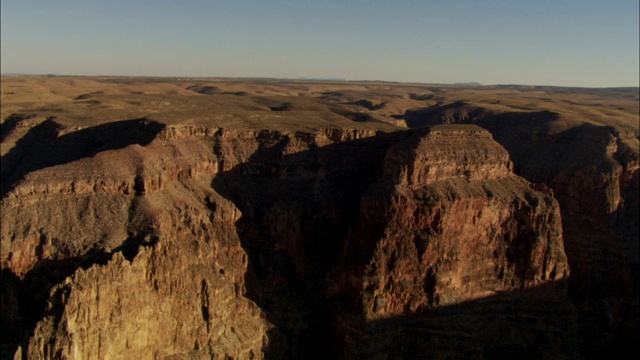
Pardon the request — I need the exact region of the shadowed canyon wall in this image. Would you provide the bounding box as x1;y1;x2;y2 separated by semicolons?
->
403;104;639;359
1;110;636;359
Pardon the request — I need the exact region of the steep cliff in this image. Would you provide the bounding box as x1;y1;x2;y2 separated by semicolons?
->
328;126;574;358
480;118;639;359
403;102;639;358
0;114;626;359
1;120;396;359
1;121;278;359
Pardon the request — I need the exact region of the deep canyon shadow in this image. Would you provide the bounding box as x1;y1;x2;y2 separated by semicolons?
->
329;280;580;360
211;131;407;358
210;129;588;359
401;105;639;359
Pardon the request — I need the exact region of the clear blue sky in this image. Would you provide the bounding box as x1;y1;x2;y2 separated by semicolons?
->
2;0;638;87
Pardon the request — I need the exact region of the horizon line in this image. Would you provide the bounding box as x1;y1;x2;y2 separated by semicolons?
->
1;72;639;90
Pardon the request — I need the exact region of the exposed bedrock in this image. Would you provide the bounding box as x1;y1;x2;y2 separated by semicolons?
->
328;126;575;358
1;122;393;359
0;116;625;359
210;127;402;359
1;122;275;359
403;102;639;358
24;190;272;359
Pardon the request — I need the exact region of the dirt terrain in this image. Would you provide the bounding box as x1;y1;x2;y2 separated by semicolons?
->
1;76;638;359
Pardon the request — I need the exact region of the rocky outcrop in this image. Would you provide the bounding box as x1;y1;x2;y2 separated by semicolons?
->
26;184;272;359
472;116;639;358
328;126;574;358
383;126;513;187
0;119;611;360
1;122;275;359
403;103;639;358
0;121;395;359
403;101;489;127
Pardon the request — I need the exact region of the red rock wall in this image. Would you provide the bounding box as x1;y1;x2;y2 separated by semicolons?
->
328;126;574;357
0;122;584;359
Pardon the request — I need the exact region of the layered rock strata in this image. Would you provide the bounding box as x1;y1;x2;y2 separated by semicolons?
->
328;126;575;358
1;120;580;359
474;115;639;358
1;121;391;359
1;121;277;359
403;103;639;358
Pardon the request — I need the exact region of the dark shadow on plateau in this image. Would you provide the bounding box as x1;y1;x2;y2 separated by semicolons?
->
0;118;165;198
401;101;491;127
1;114;31;143
327;106;376;123
344;99;385;111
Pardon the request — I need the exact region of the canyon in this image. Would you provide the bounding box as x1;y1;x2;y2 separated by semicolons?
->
1;77;638;359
